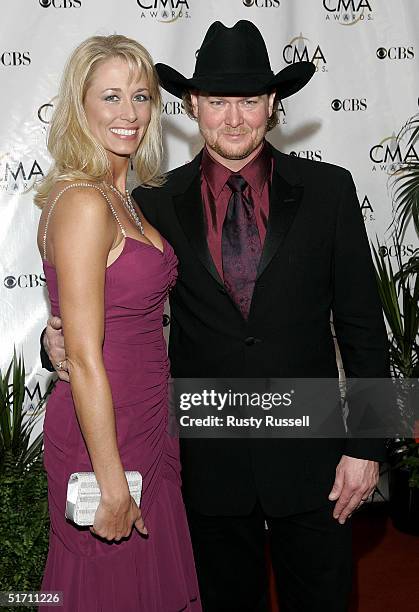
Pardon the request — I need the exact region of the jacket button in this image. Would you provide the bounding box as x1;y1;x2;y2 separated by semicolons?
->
244;336;258;346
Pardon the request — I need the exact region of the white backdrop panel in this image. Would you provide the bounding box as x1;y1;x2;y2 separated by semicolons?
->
0;0;418;413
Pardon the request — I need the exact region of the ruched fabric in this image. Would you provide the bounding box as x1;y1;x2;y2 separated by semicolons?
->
40;237;201;611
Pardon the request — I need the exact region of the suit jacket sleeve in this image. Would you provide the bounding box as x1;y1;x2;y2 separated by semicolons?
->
332;170;390;462
40;328;55;371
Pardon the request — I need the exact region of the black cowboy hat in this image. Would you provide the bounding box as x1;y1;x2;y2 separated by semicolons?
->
156;20;315;99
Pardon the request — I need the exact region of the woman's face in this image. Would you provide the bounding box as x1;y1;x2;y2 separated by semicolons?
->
83;56;151;162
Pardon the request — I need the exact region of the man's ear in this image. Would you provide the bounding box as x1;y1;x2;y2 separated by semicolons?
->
190;90;199;119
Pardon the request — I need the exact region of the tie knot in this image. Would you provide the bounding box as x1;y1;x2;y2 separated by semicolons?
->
227;174;247;193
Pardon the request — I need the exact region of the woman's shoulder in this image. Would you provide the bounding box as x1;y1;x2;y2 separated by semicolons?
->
48;179;107;203
43;180;117;248
46;180;112;219
42;180;116;256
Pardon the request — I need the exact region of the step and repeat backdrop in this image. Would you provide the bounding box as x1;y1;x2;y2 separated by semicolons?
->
0;0;418;410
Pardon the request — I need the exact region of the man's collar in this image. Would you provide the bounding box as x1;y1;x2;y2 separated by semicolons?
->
201;147;231;199
169;141;303;197
201;140;272;197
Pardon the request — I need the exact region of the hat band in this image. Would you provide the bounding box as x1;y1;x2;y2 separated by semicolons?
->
192;70;275;79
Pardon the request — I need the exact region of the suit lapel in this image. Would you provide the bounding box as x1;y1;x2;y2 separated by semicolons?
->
173;156;224;287
171;146;304;286
257;148;304;279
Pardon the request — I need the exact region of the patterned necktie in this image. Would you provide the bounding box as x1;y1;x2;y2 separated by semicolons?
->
222;174;262;319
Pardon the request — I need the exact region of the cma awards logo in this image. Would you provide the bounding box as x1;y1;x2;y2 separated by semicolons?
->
4;273;46;289
136;0;191;22
25;379;54;412
242;0;280;7
283;33;327;72
4;377;54;413
39;0;81;7
37;99;57;143
38;100;55;126
360;195;375;222
376;46;414;60
277;99;287;125
0;152;44;194
369;130;418;174
323;0;373;25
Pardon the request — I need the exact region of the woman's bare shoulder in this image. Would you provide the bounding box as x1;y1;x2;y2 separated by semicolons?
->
44;180;114;227
47;180;107;207
39;180;115;260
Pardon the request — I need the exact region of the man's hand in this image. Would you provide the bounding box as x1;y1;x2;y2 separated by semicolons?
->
328;455;379;524
44;316;69;381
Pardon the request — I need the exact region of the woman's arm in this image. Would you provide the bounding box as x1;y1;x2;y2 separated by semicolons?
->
48;187;146;540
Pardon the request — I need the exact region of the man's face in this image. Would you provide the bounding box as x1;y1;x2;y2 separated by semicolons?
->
191;92;275;162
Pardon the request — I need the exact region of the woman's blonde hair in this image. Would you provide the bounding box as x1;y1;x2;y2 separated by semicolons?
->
35;34;163;208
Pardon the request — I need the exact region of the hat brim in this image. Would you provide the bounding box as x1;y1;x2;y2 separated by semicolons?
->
155;61;315;100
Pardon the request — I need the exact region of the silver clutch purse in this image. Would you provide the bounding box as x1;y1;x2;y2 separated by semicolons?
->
65;471;142;526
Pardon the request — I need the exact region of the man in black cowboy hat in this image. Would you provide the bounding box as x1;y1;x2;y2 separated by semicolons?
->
42;21;389;612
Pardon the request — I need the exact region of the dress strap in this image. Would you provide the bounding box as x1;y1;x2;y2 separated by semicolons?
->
43;182;127;260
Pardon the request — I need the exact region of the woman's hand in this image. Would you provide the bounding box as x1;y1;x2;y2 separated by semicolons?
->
90;493;148;541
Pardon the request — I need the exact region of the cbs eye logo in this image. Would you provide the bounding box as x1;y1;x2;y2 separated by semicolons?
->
243;0;254;5
376;46;414;60
4;276;17;289
39;0;82;7
331;98;367;112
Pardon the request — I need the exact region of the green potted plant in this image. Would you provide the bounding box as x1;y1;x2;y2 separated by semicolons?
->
372;112;419;535
0;353;53;606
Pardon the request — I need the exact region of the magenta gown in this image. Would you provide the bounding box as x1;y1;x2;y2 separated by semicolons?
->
40;233;201;612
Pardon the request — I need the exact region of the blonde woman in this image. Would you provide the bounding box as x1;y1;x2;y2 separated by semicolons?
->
36;35;201;611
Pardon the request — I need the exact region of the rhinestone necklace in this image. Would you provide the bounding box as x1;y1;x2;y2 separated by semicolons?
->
107;183;145;236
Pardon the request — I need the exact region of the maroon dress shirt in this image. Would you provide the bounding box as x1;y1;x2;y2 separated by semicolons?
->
200;141;273;280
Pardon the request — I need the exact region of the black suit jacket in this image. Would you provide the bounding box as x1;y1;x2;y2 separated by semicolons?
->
131;144;390;517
